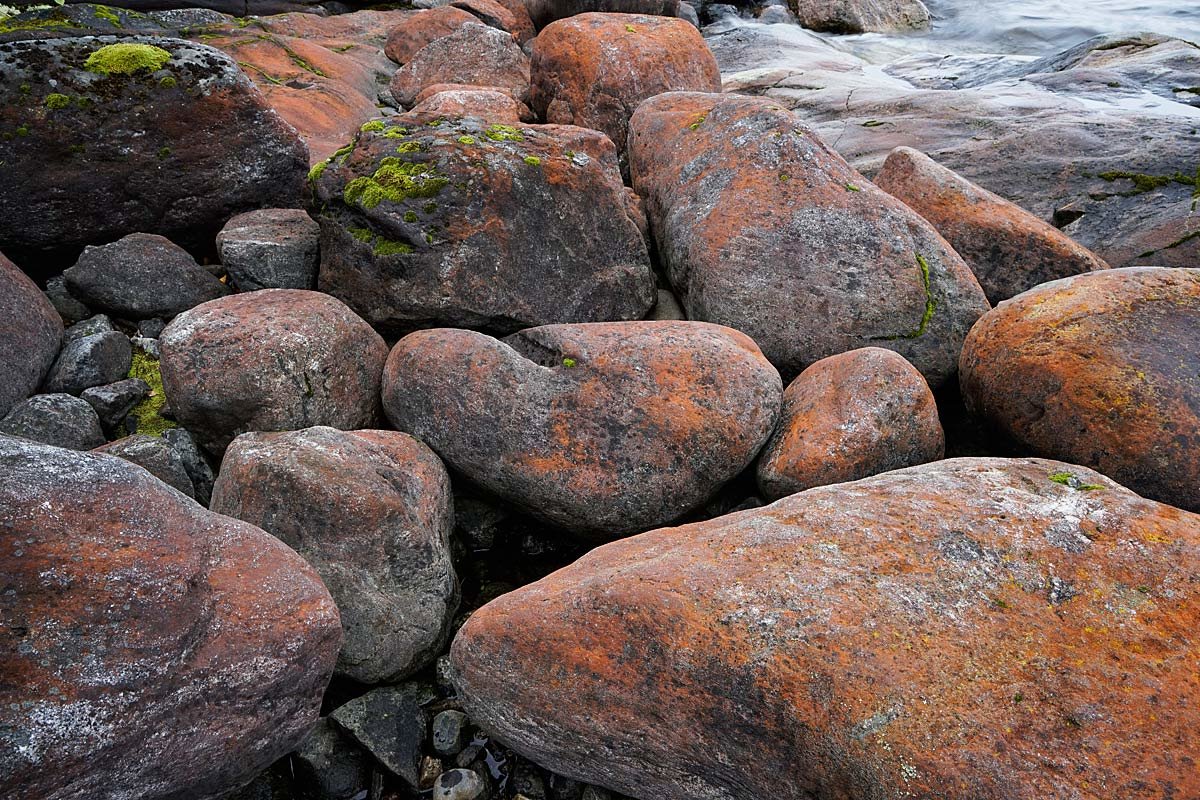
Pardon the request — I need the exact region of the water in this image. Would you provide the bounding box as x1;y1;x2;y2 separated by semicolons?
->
821;0;1200;61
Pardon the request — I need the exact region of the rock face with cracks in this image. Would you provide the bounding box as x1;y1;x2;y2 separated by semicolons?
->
453;456;1200;800
0;434;342;800
211;426;459;684
960;267;1200;514
382;321;782;538
627;92;990;386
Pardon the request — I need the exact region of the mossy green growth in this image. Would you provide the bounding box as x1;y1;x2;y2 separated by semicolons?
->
374;238;413;256
383;126;411;139
873;253;936;341
44;93;71;110
348;226;373;242
84;43;172;75
158;75;177;89
125;350;176;437
15;126;29;138
458;135;476;145
422;201;437;214
523;155;541;166
484;124;524;142
403;210;418;222
156;146;171;159
360;120;386;132
396;141;425;153
0;16;71;36
844;182;861;192
343;157;448;210
19;84;31;95
94;5;122;25
1049;471;1105;491
1097;169;1197;196
687;114;706;130
862;120;885;127
562;357;576;368
307;159;330;184
624;23;636;32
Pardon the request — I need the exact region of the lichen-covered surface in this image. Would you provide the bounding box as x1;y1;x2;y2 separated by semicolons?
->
311;116;655;337
0;434;342;800
382;321;782;538
410;84;535;122
389;22;530;107
453;456;1200;800
790;0;931;33
384;6;476;66
757;346;944;499
0;251;63;417
211;426;460;684
628;91;990;386
0;34;307;265
158;289;388;455
960;267;1200;513
523;0;680;31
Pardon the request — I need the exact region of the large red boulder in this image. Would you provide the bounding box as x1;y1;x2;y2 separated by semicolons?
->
0;251;63;417
384;6;477;65
389;22;530;108
453;456;1200;800
0;434;342;800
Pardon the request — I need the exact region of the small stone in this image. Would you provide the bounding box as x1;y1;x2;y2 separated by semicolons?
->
42;330;132;395
216;209;320;292
758;4;792;23
433;768;488;800
420;756;444;791
81;378;150;433
130;335;160;359
93;434;195;497
293;718;371;800
0;393;106;450
162;427;216;505
44;274;92;326
137;317;167;339
431;710;469;757
330;686;429;789
454;740;484;769
436;654;457;694
64;314;114;342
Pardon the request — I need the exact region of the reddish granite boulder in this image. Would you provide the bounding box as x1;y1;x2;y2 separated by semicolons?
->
0;251;63;417
628;92;990;386
875;147;1109;303
311;117;654;336
453;0;537;44
159;289;388;455
530;13;720;155
524;0;681;30
0;434;341;800
757;347;943;499
389;22;530;108
791;0;931;33
384;6;478;65
960;267;1200;512
211;426;459;684
410;84;535;122
453;456;1200;800
382;322;782;538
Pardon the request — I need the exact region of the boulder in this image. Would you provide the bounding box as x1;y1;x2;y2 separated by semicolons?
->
960;267;1200;513
627;92;990;386
41;330;132;396
384;6;478;66
452;0;536;45
0;393;106;450
158;289;387;455
216;209;321;292
80;377;150;433
389;22;530;107
311;116;654;337
453;456;1200;800
382;322;782;537
0;36;308;266
93;433;196;497
756;347;943;499
523;0;680;30
0;434;342;800
791;0;930;33
211;426;459;683
529;13;720;156
875;147;1109;303
0;251;63;417
411;84;536;122
330;685;431;788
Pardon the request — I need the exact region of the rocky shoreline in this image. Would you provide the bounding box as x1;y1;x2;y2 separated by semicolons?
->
1;0;1198;798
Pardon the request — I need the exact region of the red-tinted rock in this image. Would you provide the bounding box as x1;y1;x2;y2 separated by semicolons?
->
159;289;388;455
453;456;1200;800
0;36;308;265
311;117;654;336
410;84;536;122
524;0;680;30
757;347;943;499
530;13;720;155
960;267;1200;513
453;0;536;44
389;22;530;108
384;6;478;65
0;434;342;800
382;322;782;538
628;92;990;386
0;251;63;417
211;426;458;684
875;147;1109;303
791;0;931;33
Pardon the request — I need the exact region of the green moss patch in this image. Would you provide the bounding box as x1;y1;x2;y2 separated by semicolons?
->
872;253;936;341
1049;471;1105;491
343;157;448;210
484;124;524;142
84;43;172;75
125;349;176;437
44;93;71;109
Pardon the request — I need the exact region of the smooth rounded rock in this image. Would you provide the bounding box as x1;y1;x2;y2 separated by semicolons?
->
453;0;536;44
0;251;63;417
524;0;680;30
211;426;458;683
159;289;388;455
93;433;196;497
792;0;930;33
0;393;106;451
434;769;488;800
757;347;944;499
390;22;530;107
385;6;478;65
960;267;1200;513
410;84;536;122
41;331;133;396
382;321;782;537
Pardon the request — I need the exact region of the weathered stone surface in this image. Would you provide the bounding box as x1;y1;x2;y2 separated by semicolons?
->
0;251;63;417
330;685;431;788
524;0;680;30
384;6;478;66
216;209;320;292
93;433;195;497
41;331;132;396
64;233;229;320
411;84;536;122
628;92;990;386
159;289;387;455
756;347;943;499
162;426;216;505
311;116;654;337
81;377;150;433
64;314;114;342
434;769;488;800
0;434;342;800
211;426;458;683
875;147;1109;303
453;0;536;44
0;393;106;450
0;36;308;266
293;718;372;800
961;267;1200;513
453;456;1200;800
382;322;781;537
791;0;930;33
390;22;530;107
529;13;720;156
